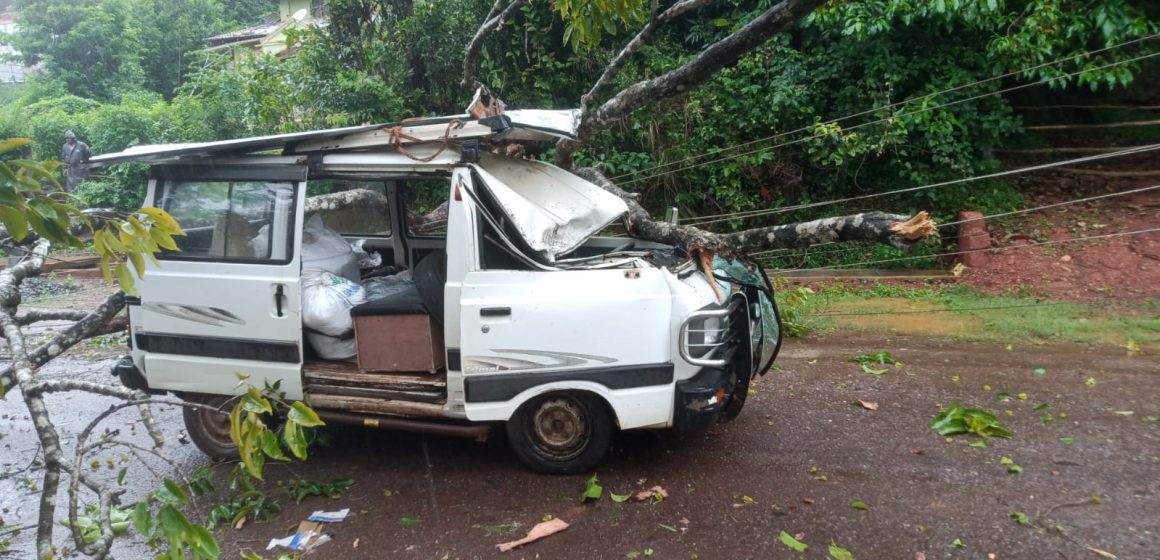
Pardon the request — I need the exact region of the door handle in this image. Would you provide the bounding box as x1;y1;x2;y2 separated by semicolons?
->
274;284;285;317
480;307;510;318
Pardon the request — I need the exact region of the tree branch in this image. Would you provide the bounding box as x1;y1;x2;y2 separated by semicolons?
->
1;291;126;397
557;0;826;167
582;0;715;108
573;166;935;256
462;0;529;91
16;309;91;326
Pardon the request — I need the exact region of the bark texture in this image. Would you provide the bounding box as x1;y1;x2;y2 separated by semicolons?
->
574;167;935;257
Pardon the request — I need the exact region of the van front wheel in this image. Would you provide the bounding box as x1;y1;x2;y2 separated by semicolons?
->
182;393;239;460
506;392;613;474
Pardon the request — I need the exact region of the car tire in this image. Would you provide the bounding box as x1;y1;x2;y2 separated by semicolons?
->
506;392;613;474
182;393;239;460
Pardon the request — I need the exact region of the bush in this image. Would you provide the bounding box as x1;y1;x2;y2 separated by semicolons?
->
72;178;146;212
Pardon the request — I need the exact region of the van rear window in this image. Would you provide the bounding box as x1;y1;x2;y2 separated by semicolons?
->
156;180;297;263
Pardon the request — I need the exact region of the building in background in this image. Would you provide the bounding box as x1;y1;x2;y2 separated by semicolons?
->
0;0;28;83
205;0;326;58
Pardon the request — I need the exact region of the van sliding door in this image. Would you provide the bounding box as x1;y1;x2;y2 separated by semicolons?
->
133;163;308;399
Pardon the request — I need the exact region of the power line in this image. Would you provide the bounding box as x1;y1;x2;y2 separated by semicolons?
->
771;226;1160;272
612;36;1160;185
757;182;1160;263
689;142;1160;226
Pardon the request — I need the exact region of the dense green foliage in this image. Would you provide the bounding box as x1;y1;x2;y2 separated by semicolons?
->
1;0;1155;256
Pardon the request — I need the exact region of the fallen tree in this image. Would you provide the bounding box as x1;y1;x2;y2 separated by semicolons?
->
462;0;938;258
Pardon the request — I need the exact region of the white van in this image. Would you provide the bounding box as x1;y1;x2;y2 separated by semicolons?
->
92;111;782;473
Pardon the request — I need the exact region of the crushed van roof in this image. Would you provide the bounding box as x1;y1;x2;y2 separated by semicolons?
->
87;110;580;167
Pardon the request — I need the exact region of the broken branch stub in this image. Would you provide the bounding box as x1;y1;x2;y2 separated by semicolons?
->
573;167;936;258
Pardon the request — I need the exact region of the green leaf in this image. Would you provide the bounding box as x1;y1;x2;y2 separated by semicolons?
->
610;492;632;503
139;207;184;235
950;538;965;549
260;430;289;461
150;227;179;250
288;401;325;427
115;262;137;297
829;542;855;560
399;516;420;527
0;205;29;240
188;524;220;558
851;500;869;511
1060;436;1074;446
861;364;889;375
0;137;32;155
1008;464;1023;474
117;467;128;486
162;479;188;504
127;251;146;278
283;421;308;460
1012;511;1031;526
1033;403;1049;411
131;501;153;536
243;386;273;414
779;530;808;552
1033;368;1047;377
581;474;603;502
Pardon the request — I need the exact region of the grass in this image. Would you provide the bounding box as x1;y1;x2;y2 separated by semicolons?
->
779;281;1160;350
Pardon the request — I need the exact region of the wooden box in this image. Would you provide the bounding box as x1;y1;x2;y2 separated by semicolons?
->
354;314;445;373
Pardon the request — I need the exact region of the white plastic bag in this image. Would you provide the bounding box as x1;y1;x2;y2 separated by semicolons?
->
306;332;357;360
302;271;366;337
350;239;382;270
302;214;359;281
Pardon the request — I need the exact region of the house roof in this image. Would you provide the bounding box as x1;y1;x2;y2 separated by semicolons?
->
205;15;280;47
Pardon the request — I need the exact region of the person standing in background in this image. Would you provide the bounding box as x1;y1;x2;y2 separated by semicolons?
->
60;130;91;191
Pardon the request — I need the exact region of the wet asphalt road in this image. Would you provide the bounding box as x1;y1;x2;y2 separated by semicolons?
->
2;333;1158;559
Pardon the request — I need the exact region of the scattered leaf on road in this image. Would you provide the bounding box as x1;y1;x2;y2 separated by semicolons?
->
950;538;965;549
1008;464;1023;474
1000;457;1014;465
496;518;570;552
1113;411;1134;416
1033;368;1047;377
1085;377;1097;387
931;403;1013;439
610;492;632;503
851;501;869;511
1087;547;1117;559
1060;436;1074;446
1012;512;1031;526
582;474;603;502
854;400;879;410
829;542;855;560
634;486;668;502
1033;403;1049;411
399;516;420;527
779;531;808;552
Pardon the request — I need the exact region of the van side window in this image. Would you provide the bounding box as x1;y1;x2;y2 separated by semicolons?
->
403;179;451;238
306;180;391;236
157;180;296;263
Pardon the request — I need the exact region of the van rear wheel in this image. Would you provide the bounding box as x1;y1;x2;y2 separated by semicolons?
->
506;392;612;474
182;394;239;460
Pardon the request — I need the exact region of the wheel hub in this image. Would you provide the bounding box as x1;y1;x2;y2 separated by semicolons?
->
533;398;587;451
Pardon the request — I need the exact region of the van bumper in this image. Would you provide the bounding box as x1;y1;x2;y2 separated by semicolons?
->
112;355;152;392
673;366;731;432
